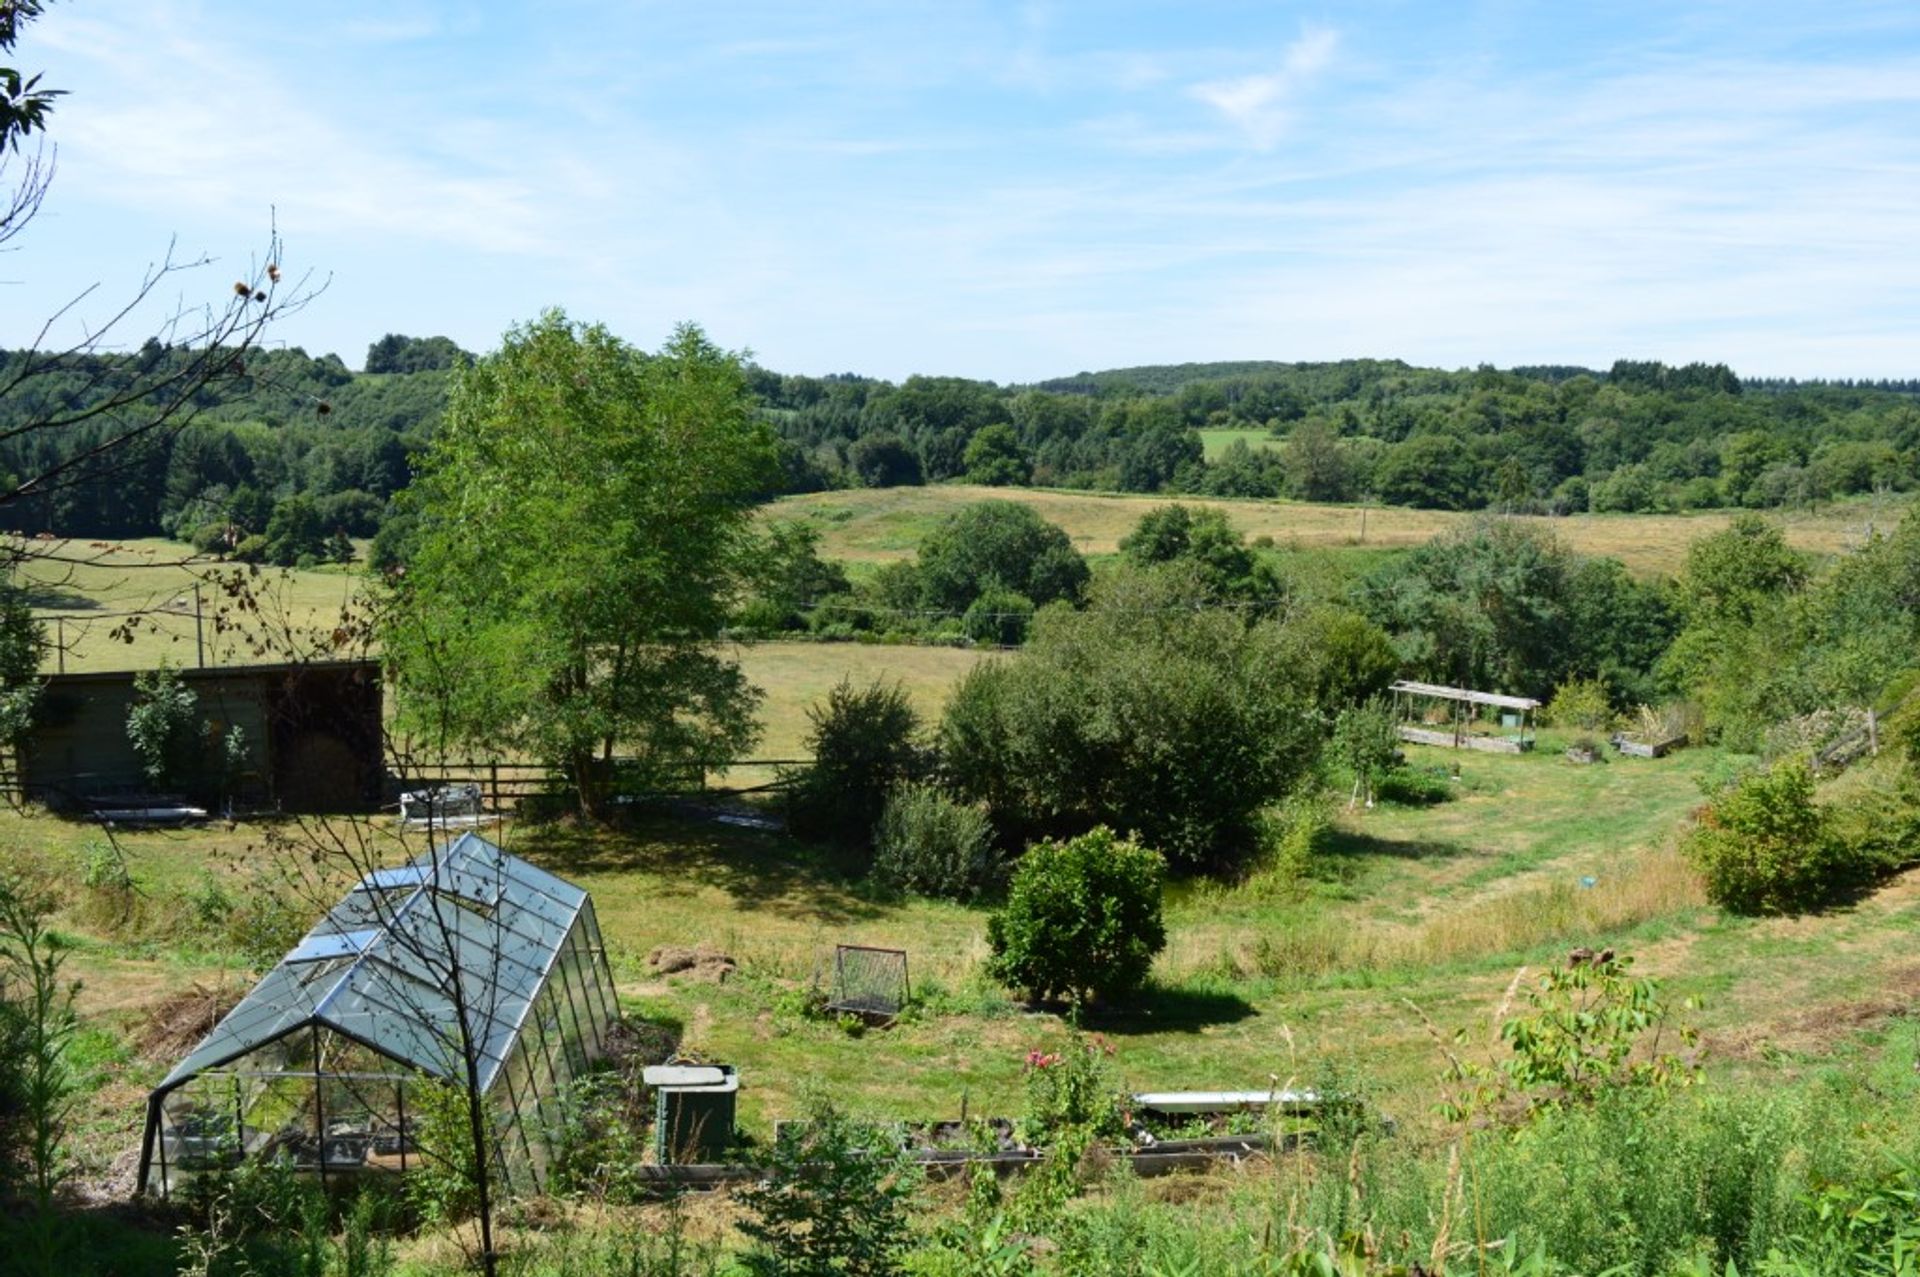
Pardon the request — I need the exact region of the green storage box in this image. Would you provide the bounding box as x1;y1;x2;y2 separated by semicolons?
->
644;1065;738;1164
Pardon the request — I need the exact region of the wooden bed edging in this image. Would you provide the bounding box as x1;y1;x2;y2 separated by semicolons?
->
626;1133;1286;1190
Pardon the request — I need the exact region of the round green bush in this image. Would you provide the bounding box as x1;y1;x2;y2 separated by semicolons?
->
1682;757;1862;915
872;783;1000;901
986;826;1166;1004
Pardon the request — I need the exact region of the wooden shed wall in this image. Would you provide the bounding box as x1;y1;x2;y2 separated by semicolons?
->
19;662;381;812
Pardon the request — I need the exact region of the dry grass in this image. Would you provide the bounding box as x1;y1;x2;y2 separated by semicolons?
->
730;640;990;768
766;485;1902;577
1161;846;1705;987
1388;843;1705;967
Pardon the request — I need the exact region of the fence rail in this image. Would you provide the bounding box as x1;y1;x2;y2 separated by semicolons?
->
390;758;809;811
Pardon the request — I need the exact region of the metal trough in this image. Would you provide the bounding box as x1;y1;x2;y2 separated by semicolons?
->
1132;1088;1319;1115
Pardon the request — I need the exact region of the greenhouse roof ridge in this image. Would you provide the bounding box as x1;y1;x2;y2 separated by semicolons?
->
155;832;590;1095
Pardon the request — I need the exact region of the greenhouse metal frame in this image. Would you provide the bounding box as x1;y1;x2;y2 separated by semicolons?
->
137;832;617;1198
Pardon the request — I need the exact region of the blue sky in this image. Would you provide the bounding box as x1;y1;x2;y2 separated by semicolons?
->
5;1;1920;380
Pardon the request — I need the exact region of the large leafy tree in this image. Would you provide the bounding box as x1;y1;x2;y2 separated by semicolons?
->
941;562;1320;873
383;312;777;817
1118;503;1282;605
914;499;1088;614
1359;519;1575;698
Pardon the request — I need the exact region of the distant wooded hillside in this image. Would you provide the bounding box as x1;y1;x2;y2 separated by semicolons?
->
3;336;1917;553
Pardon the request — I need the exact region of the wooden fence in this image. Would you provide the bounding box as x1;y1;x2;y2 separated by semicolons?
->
389;758;811;811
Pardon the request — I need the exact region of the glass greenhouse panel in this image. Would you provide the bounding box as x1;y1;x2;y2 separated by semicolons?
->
138;833;618;1198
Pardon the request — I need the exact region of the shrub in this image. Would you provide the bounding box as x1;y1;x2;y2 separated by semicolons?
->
941;564;1321;873
1683;757;1863;915
126;664;204;790
1247;795;1333;888
872;783;1000;901
961;586;1034;647
1494;950;1700;1113
1331;696;1398;806
986;827;1166;1005
1544;676;1614;732
1277;605;1400;711
785;678;927;848
1376;765;1453;806
404;1078;493;1226
229;533;268;563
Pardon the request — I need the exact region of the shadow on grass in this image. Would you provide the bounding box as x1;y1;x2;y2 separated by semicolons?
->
1319;827;1472;862
1;1202;180;1277
23;583;104;610
1082;983;1259;1036
519;812;887;926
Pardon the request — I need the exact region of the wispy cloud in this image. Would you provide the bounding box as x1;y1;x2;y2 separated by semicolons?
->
1189;25;1338;149
8;2;1920;381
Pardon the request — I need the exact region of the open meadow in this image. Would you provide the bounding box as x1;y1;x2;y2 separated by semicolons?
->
17;539;364;674
14;503;1920;1273
1198;426;1282;459
765;484;1902;577
21;487;1901;681
31;730;1920;1176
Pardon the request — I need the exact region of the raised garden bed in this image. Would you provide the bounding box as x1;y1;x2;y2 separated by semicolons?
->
1611;731;1687;759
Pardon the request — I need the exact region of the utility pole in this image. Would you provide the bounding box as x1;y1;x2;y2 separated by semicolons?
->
193;584;206;669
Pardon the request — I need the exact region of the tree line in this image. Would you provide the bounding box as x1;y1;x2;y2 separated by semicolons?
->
6;339;1920;551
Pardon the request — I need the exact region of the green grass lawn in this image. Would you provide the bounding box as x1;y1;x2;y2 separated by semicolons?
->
43;730;1920;1165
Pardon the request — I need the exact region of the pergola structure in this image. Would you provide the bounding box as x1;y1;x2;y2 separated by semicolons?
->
137;832;616;1198
1389;679;1541;754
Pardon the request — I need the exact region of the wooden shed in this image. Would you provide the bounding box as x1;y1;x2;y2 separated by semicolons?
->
19;659;383;813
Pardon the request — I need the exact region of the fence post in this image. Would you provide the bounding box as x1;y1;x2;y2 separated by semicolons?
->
490;761;499;813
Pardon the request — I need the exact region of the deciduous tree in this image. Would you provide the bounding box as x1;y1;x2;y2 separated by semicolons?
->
382;312;776;818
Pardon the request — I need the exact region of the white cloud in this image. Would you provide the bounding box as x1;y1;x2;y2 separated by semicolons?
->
1189;24;1338;149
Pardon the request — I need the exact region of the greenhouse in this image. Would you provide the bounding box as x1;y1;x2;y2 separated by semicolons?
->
137;832;616;1198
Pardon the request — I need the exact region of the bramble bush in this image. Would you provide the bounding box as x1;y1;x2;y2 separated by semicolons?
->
1375;764;1454;806
872;783;1001;902
985;827;1166;1005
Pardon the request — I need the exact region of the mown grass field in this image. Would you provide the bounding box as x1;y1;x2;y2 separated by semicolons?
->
22;488;1900;681
726;640;988;779
34;731;1920;1177
766;484;1901;577
12;539;984;771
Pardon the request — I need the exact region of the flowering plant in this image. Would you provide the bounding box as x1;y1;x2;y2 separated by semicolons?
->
1018;1033;1128;1146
